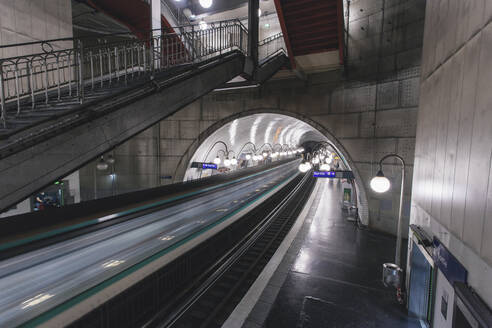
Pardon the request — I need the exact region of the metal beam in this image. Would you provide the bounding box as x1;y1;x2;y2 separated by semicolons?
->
273;0;296;69
248;0;259;67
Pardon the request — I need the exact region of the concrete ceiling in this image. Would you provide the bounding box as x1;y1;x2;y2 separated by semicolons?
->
184;113;326;180
167;0;276;20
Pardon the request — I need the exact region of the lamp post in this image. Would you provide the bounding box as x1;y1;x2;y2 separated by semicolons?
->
370;153;406;267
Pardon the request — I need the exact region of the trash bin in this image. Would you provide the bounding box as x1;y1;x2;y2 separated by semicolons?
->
382;263;403;289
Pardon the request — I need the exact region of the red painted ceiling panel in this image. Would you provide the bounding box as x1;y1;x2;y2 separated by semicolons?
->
275;0;344;61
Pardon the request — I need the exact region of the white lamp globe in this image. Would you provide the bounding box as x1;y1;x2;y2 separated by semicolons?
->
262;152;268;158
370;171;390;193
320;154;325;160
231;157;238;166
298;162;309;173
224;157;231;167
320;163;330;171
312;157;320;164
199;0;212;9
213;156;221;165
245;154;252;160
325;157;333;164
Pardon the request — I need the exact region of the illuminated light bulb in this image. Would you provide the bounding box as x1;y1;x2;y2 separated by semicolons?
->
213;156;221;165
370;171;391;193
312;157;320;164
263;152;268;158
224;157;231;166
326;157;333;164
298;163;309;173
320;163;330;171
246;154;252;160
231;157;238;166
199;0;212;9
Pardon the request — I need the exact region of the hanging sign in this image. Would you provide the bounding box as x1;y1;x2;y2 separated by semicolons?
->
313;171;354;179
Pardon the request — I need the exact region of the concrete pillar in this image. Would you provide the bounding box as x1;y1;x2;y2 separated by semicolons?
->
248;0;259;67
150;0;162;70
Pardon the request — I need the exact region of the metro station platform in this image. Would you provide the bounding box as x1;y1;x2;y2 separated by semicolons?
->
238;180;421;328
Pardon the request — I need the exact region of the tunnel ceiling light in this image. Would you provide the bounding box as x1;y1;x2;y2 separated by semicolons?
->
326;157;333;164
262;152;268;158
224;157;231;167
258;8;262;17
312;157;320;164
370;170;391;193
245;154;252;160
320;163;330;171
231;157;238;165
199;0;212;9
298;161;312;173
213;156;221;165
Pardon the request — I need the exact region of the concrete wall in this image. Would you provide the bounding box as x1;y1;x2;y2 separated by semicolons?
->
411;0;492;307
77;0;425;235
0;0;72;58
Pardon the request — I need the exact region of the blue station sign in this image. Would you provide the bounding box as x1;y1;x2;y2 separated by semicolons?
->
313;171;354;179
202;163;218;170
191;162;218;170
314;171;336;178
432;237;467;285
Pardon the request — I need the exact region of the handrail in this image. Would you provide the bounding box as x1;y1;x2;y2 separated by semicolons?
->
259;33;283;46
0;17;287;130
0;20;248;128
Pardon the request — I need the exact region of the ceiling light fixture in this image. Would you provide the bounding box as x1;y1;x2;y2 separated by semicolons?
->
199;0;212;9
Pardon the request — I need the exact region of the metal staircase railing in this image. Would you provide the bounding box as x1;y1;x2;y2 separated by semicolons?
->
0;19;248;129
259;33;286;64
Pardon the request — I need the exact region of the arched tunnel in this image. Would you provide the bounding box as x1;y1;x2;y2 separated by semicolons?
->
180;113;369;225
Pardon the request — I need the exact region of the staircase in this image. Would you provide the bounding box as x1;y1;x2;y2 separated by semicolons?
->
0;19;288;212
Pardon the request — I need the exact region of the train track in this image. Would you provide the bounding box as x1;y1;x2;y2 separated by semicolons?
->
146;172;315;328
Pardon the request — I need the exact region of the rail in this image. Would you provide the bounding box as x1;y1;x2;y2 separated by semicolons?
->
0;19;248;128
258;33;286;64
